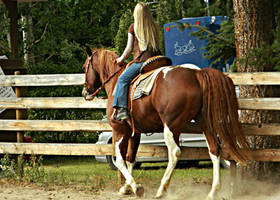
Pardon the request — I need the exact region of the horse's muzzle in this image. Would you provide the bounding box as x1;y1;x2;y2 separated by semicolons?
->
82;86;94;101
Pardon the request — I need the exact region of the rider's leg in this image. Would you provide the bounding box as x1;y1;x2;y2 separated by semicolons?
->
113;62;143;120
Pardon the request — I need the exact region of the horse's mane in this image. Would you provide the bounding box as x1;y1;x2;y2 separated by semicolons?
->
95;48;119;79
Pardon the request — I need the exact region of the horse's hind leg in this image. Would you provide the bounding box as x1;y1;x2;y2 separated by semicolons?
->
204;131;221;200
155;124;181;198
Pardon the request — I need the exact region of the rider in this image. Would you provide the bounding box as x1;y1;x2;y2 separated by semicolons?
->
113;2;161;121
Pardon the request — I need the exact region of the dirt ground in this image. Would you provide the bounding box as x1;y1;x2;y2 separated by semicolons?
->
1;177;280;200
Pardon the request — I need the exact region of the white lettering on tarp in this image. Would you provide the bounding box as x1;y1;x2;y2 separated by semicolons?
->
174;40;196;56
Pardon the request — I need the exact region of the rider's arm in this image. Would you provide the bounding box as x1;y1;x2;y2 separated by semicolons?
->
116;33;134;64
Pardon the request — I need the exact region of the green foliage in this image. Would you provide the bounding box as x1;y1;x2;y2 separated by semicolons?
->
1;154;45;183
24;155;46;183
0;7;10;56
1;154;17;179
114;9;133;55
209;0;234;18
155;1;177;54
272;31;280;71
182;0;205;17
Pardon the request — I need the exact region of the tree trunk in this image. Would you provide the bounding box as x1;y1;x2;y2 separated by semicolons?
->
233;0;280;181
3;0;19;58
21;3;35;65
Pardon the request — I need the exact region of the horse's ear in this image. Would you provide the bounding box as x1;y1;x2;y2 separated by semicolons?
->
85;46;92;57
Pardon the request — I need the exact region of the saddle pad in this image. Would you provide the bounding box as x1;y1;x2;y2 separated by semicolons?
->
132;77;150;100
131;67;166;100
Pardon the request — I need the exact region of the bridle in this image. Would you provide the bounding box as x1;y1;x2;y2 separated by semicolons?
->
85;53;125;97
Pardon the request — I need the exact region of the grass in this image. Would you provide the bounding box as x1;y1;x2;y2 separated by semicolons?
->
41;156;117;191
40;156;228;190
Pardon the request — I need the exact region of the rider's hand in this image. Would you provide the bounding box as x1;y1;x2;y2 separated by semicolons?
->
115;57;124;65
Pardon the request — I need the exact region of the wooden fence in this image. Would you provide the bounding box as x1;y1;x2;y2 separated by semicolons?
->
0;72;280;163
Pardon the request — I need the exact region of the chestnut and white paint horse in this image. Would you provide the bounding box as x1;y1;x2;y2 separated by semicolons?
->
82;47;250;199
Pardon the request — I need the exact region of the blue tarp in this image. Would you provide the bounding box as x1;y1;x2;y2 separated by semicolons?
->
164;16;228;69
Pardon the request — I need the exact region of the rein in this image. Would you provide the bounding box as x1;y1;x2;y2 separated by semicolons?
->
86;55;125;97
90;65;124;97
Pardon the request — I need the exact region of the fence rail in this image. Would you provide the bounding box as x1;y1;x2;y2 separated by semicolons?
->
1;97;280;110
0;72;280;162
1;120;280;136
0;142;279;162
1;72;280;87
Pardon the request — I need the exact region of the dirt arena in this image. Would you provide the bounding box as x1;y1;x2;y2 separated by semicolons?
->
1;177;280;200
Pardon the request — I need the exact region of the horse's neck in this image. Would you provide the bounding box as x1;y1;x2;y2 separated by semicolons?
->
102;65;124;98
104;77;117;98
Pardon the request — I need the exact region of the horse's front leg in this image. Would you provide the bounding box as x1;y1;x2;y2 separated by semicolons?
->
119;133;143;196
114;132;142;197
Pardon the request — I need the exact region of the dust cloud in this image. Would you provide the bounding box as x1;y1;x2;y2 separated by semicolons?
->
163;176;280;200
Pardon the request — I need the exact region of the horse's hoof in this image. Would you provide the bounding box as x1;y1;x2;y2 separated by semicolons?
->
155;191;164;199
118;186;131;196
85;94;94;101
154;194;163;199
136;185;144;197
118;190;131;196
205;196;214;200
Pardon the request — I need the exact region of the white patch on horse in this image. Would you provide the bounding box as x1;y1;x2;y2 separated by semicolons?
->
156;124;181;198
162;67;174;79
179;63;201;70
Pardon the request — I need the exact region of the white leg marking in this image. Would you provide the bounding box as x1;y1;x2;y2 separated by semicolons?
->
156;124;181;198
115;138;137;195
118;161;135;195
119;161;135;194
205;139;220;200
126;161;134;175
208;152;220;199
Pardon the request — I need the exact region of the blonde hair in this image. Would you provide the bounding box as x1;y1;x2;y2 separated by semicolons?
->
133;2;160;52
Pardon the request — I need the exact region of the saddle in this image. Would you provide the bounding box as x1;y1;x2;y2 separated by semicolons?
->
140;55;172;73
129;55;172;102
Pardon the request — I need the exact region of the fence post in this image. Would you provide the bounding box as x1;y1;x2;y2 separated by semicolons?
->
15;71;24;178
15;71;23;142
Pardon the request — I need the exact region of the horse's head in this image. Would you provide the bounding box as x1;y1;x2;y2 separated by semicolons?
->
82;46;102;100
